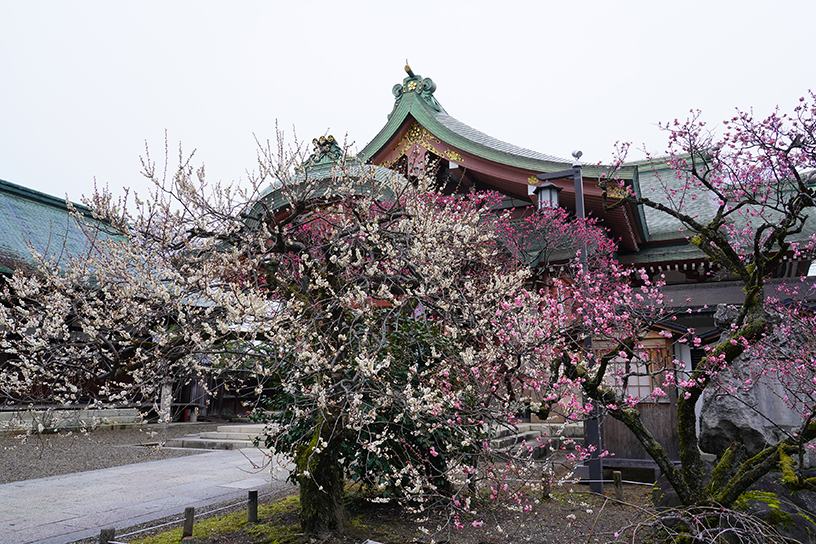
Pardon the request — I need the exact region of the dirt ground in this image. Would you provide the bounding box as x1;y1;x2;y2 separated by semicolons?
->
129;479;656;544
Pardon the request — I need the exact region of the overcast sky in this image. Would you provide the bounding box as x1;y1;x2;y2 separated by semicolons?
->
1;1;814;203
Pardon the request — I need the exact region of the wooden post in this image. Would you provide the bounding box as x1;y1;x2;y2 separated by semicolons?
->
183;506;195;538
541;463;551;500
99;527;115;544
541;473;550;501
248;489;258;523
613;470;623;501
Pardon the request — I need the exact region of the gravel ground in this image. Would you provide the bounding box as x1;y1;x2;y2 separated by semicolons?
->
1;422;299;544
0;422;221;484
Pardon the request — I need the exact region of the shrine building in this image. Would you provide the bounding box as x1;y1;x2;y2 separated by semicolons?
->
360;65;816;330
351;65;816;467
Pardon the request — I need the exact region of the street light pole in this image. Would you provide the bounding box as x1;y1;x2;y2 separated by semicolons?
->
572;150;585;226
570;150;602;495
535;151;603;494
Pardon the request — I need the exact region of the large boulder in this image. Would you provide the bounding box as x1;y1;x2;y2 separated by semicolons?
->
735;473;816;543
652;472;816;543
699;305;805;458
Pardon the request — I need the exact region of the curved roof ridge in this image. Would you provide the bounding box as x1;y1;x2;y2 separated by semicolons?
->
434;111;569;164
361;67;572;171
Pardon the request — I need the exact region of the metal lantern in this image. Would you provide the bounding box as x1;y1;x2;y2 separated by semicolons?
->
534;181;562;210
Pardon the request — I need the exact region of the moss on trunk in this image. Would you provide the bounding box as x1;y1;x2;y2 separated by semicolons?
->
295;421;348;536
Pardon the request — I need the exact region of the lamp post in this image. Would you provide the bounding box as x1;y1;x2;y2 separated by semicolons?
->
533;151;603;494
532;150;583;219
532;181;562;210
533;150;586;265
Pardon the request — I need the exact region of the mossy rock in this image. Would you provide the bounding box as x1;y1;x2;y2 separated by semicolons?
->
735;475;816;543
652;474;681;509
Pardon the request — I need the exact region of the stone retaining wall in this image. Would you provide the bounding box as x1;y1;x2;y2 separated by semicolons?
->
0;408;142;433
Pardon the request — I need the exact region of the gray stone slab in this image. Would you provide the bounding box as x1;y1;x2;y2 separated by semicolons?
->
0;448;293;544
3;521;80;544
218;477;269;489
58;503;167;530
60;494;156;516
0;509;76;527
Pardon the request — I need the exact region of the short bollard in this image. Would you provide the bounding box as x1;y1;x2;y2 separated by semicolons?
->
541;463;551;500
248;489;258;523
613;470;623;500
99;527;115;544
183;506;195;538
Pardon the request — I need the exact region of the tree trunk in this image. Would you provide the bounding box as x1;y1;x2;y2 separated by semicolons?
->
296;420;347;535
159;382;173;424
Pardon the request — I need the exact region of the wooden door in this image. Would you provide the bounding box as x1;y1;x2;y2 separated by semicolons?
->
600;333;680;464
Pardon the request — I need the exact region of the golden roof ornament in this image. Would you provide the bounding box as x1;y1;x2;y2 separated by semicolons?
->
391;63;445;114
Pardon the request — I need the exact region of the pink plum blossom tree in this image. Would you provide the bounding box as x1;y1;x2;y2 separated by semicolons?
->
597;92;816;509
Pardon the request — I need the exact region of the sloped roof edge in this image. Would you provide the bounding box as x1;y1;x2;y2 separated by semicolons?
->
360;77;637;184
360;91;574;173
0;178;95;218
0;178;119;276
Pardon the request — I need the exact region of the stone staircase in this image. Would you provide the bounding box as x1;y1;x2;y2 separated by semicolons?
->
161;422;585;456
163;423;268;450
491;422;584;459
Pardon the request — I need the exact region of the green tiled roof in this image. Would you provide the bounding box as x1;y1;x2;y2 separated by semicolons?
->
360;70;571;173
632;160;816;236
617;242;708;265
633;162;716;240
433;109;569;166
624;160;816;263
0;178;111;275
249;146;406;225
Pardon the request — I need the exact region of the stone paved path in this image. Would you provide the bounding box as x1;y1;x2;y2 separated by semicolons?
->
0;448;293;544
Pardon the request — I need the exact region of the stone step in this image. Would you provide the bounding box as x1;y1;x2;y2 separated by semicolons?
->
162;437;255;450
491;422;584;439
491;430;544;450
491;422;585;459
199;431;263;442
216;424;267;436
506;437;553;460
162;423;268;450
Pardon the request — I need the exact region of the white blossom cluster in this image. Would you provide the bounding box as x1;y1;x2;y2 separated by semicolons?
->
0;138;666;517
